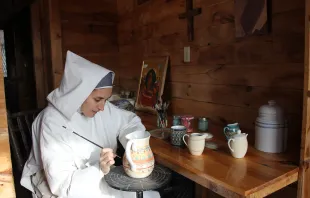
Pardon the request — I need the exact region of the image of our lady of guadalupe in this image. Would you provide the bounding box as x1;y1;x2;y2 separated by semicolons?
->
138;68;160;108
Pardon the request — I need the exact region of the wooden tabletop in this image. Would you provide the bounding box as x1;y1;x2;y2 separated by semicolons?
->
138;113;299;198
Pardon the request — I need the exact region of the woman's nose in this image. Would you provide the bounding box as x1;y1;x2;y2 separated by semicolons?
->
98;101;105;111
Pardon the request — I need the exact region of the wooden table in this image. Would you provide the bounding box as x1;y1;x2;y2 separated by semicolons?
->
139;113;299;198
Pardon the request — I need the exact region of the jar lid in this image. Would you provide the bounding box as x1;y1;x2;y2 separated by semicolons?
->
258;100;283;116
199;117;208;121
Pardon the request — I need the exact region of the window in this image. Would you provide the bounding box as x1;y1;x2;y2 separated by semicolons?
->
0;30;7;77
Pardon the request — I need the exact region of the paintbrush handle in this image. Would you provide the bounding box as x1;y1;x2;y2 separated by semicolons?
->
62;126;121;158
72;132;103;149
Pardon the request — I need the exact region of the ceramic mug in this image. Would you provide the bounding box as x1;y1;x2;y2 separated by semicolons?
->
182;133;207;156
224;123;240;140
170;125;187;146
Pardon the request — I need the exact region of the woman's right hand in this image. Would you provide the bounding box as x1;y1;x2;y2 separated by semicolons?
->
100;148;115;174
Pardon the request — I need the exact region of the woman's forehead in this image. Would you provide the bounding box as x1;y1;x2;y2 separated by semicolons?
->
92;88;112;97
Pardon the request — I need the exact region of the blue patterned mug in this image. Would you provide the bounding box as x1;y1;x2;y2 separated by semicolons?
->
223;123;240;140
170;125;187;146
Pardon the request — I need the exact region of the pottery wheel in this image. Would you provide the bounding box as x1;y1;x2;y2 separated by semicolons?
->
104;164;171;192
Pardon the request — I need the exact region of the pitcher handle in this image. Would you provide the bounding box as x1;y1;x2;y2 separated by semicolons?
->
125;139;137;171
182;134;189;147
228;138;234;152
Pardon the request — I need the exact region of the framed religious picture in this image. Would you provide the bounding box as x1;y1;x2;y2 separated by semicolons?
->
235;0;271;38
135;56;169;114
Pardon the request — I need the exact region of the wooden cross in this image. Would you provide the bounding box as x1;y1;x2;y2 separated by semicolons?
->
178;0;202;42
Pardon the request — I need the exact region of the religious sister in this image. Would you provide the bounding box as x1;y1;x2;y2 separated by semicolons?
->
20;51;160;198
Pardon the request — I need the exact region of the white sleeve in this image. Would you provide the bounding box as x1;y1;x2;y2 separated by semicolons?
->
112;107;146;147
40;122;104;198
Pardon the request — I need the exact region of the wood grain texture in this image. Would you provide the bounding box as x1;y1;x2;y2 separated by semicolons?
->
117;0;305;151
48;0;63;88
31;1;49;108
60;0;117;13
0;47;15;197
139;113;299;198
298;0;310;197
59;0;119;86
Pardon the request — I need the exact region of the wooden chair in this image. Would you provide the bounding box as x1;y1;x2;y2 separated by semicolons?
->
7;109;42;198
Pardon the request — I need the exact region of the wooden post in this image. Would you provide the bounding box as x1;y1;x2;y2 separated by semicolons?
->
48;0;63;88
0;40;15;197
30;1;49;108
298;0;310;197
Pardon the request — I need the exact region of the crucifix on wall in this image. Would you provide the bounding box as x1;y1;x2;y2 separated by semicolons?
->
178;0;202;42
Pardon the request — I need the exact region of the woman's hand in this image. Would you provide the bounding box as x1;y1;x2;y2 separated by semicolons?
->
100;148;115;174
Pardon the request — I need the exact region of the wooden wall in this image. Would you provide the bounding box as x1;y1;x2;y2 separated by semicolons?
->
59;0;120;86
116;0;305;146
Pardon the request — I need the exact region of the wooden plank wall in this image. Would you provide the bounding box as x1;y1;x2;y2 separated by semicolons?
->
116;0;305;147
59;0;120;86
298;0;310;197
0;44;15;197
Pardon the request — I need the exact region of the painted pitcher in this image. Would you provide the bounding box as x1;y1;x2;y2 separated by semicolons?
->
122;130;155;178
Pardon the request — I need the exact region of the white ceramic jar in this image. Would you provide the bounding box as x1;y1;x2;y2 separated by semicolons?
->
254;100;288;153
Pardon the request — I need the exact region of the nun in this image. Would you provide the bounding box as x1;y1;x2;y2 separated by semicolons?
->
20;51;160;198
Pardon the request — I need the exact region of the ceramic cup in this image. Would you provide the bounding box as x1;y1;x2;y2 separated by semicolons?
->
170;125;187;146
182;133;207;156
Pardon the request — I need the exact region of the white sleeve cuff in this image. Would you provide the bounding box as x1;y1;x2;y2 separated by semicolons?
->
85;161;104;178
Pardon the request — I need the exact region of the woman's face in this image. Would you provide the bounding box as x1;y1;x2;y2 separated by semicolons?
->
81;88;112;117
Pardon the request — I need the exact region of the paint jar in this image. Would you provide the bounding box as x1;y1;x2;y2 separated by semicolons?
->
172;115;181;126
198;117;208;132
181;115;195;133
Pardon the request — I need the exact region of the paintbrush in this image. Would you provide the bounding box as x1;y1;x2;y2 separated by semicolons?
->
62;126;121;158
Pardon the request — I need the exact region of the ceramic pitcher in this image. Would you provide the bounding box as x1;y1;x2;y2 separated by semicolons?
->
228;133;248;158
224;123;240;140
122;131;155;178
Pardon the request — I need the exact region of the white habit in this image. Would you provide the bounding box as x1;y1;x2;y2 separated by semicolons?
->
20;51;160;198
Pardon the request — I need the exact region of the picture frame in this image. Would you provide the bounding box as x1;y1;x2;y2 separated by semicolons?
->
235;0;270;38
135;56;169;114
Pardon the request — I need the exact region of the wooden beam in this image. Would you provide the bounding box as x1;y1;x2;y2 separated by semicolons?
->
30;1;48;108
0;39;15;198
48;0;63;88
298;0;310;197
